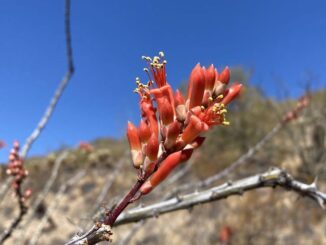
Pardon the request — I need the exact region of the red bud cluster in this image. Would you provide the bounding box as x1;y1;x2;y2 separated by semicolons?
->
6;141;31;201
282;95;310;123
126;52;242;194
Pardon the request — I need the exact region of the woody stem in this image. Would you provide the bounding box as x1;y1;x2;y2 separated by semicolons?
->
104;151;168;226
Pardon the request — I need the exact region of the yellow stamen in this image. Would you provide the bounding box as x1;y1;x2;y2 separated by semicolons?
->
216;94;224;100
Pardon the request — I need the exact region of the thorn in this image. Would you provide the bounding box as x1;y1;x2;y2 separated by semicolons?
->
175;194;183;202
311;176;319;189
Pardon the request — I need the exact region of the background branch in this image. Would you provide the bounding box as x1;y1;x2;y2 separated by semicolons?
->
66;167;325;244
20;0;74;159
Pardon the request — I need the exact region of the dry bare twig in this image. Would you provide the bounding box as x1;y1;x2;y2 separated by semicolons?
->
28;170;86;245
16;151;68;244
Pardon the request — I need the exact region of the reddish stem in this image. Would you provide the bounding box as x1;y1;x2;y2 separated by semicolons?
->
105;152;168;226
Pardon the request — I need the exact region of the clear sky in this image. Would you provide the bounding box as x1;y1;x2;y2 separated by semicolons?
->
0;0;325;162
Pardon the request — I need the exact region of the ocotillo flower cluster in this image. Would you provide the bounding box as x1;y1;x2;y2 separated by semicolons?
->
126;52;242;195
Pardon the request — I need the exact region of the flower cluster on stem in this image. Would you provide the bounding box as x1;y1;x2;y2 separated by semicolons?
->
127;52;242;195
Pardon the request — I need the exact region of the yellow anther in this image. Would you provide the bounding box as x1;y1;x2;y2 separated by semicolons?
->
153;56;160;63
208;96;213;102
223;121;230;126
200;106;205;111
159;51;165;57
216;94;224;100
219;109;227;114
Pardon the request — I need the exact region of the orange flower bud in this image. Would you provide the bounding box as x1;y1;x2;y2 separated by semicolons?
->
213;82;226;98
221;83;243;105
174;89;185;106
161;84;176;115
140;149;193;194
151;88;174;126
189;136;206;149
202;90;212;107
127;122;143;168
140;99;159;136
174;90;187;122
139;120;151;143
205;64;216;90
181;115;208;145
127;122;141;150
219;66;230;84
187;64;205;109
146;134;159;161
164;120;182;149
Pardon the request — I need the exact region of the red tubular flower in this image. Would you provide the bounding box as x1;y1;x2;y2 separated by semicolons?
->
127;122;143;168
205;64;216;90
174;89;186;122
164;120;182;149
140;149;193;194
219;66;230;84
146;134;159;161
151;88;174;125
139;96;159;136
221;83;243;106
181;115;209;145
187;64;206;109
189;136;206;149
139;120;151;143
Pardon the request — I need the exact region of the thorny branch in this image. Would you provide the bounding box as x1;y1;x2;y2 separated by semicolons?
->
115;168;326;225
67;167;325;244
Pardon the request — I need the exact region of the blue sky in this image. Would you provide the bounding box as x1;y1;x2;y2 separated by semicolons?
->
0;0;325;162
